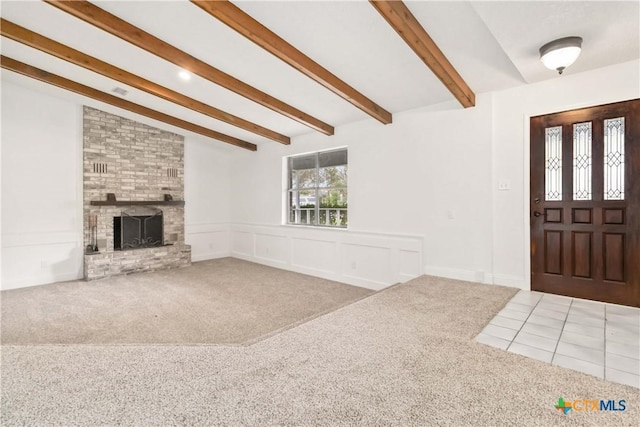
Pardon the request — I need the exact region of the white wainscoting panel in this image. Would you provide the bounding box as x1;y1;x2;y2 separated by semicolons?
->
291;238;338;275
1;224;423;291
341;244;391;286
230;230;253;257
399;249;422;280
255;233;288;265
230;224;423;290
185;223;231;262
1;231;83;290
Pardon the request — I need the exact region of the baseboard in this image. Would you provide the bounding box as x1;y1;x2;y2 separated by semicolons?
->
229;223;424;291
423;265;491;284
232;251;391;290
1;271;82;291
191;251;230;262
399;272;421;283
423;265;527;291
493;273;528;290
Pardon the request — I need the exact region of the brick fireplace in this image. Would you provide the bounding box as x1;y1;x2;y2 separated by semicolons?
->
83;107;191;280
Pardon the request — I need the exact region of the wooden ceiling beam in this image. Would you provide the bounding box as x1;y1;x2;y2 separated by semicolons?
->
44;0;334;135
0;56;257;151
369;0;475;108
192;0;392;125
0;19;289;145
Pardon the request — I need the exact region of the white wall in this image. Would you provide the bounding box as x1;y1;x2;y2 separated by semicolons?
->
184;135;232;261
491;59;640;288
230;223;423;290
230;60;640;290
1;82;84;290
229;94;494;287
1;81;234;289
3;60;638;291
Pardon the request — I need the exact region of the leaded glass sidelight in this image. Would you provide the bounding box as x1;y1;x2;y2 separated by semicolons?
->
545;126;562;201
573;122;592;200
604;117;625;200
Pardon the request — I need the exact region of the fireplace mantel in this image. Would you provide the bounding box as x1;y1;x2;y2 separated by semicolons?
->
90;200;185;206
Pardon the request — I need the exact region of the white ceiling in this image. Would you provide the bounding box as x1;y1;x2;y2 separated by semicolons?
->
471;1;640;83
1;0;638;150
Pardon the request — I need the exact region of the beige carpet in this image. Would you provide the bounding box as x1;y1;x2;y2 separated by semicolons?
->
0;258;373;345
2;272;639;426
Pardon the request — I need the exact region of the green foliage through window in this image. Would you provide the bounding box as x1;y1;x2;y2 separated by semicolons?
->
287;148;348;227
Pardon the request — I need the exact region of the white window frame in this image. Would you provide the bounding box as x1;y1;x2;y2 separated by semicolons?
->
286;148;348;228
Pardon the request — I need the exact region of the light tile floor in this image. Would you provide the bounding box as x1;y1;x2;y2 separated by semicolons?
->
475;291;640;389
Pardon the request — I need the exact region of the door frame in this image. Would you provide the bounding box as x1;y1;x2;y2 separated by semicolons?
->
521;98;635;292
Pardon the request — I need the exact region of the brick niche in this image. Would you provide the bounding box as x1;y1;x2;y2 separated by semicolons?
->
83;106;191;280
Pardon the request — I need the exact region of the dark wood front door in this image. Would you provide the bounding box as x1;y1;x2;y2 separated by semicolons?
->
530;99;640;307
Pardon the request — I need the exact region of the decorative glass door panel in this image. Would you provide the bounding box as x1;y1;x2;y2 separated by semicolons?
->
572;121;592;200
545;126;562;201
604;117;625;200
530;99;640;307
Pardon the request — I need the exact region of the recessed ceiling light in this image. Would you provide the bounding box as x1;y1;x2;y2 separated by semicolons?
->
112;87;128;96
178;70;191;81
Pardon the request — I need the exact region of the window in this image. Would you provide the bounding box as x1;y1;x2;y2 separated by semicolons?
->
544;126;562;201
287;148;347;227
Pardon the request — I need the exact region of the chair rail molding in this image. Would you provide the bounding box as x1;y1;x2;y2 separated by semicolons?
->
229;223;424;290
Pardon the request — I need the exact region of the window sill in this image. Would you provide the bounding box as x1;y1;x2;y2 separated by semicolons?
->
281;223;349;231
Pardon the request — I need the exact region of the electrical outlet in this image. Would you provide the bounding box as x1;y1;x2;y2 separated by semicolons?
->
40;260;48;269
351;261;357;269
498;180;511;191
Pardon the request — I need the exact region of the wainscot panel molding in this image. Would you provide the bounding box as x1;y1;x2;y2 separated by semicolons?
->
2;231;81;248
230;223;424;290
185;223;231;262
1;232;84;290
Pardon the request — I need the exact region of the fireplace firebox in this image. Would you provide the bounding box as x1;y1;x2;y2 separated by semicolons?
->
114;211;163;250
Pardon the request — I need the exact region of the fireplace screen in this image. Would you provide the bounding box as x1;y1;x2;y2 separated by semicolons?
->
114;211;163;250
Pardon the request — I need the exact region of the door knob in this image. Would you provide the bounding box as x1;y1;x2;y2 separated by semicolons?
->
533;211;543;217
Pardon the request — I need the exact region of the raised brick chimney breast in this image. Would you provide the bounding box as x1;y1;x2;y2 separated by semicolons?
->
83;106;191;280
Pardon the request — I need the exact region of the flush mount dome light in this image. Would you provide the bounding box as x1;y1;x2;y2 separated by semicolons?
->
539;36;583;75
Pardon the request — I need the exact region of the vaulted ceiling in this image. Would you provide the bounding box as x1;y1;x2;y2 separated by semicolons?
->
1;1;638;151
